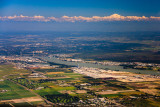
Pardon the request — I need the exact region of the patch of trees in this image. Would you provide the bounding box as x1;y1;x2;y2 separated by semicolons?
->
12;78;40;89
44;94;79;104
38;79;56;83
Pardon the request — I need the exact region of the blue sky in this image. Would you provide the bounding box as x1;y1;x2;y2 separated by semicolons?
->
0;0;160;32
1;0;160;16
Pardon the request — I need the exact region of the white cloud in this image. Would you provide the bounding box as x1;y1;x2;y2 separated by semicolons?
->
0;14;159;22
150;16;160;20
0;15;50;22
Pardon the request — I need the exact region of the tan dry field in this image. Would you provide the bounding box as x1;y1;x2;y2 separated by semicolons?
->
39;67;56;69
52;76;71;79
138;89;160;95
96;90;135;95
144;84;158;88
46;72;64;75
0;96;43;103
59;90;75;94
19;73;30;75
118;77;160;82
75;90;87;94
87;87;104;91
153;81;160;84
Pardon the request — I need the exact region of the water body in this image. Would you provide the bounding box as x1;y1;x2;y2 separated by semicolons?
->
42;57;160;75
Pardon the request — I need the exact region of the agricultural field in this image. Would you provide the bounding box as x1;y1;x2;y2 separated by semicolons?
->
0;64;35;100
1;64;160;106
0;65;31;78
33;68;140;104
0;80;35;100
0;64;45;106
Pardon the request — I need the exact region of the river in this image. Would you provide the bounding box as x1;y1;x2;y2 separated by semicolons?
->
42;57;160;75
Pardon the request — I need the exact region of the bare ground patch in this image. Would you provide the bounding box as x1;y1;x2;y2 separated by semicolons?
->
0;97;43;103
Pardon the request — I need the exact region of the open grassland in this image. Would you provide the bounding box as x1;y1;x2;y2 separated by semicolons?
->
0;80;35;100
34;88;61;96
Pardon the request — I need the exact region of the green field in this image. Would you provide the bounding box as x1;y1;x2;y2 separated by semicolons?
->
51;85;76;91
0;80;35;100
100;94;123;98
35;88;61;96
35;85;76;96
